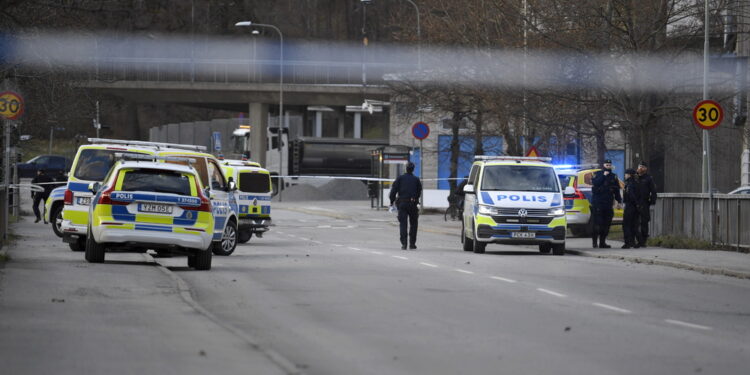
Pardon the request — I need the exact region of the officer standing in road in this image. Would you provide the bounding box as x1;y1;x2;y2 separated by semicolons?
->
590;160;622;248
635;161;658;247
621;168;640;249
389;162;422;250
31;169;54;223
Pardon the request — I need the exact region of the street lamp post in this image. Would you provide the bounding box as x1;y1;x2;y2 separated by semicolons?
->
235;21;284;202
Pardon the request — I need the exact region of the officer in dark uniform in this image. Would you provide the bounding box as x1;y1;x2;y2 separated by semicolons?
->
31;169;54;223
634;161;658;247
621;168;640;249
389;162;422;250
590;160;622;248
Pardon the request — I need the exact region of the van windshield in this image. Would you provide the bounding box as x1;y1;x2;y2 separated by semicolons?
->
239;172;270;193
481;165;559;192
73;149;146;181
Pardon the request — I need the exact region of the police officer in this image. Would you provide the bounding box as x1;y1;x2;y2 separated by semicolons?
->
389;162;422;250
621;168;640;249
635;161;658;247
31;169;54;223
590;159;622;248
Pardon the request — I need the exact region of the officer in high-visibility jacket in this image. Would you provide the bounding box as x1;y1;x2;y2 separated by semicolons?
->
389;162;422;250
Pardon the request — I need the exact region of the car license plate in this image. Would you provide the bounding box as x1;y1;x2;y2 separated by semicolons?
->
139;203;173;214
511;232;535;239
76;197;91;206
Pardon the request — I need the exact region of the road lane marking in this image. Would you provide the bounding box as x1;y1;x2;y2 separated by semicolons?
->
333;244;343;247
664;319;712;331
490;276;517;283
311;240;322;244
287;234;297;238
348;247;362;251
369;251;384;255
392;256;409;260
456;269;474;274
592;303;632;314
537;288;567;298
276;231;284;234
420;262;438;268
300;237;310;241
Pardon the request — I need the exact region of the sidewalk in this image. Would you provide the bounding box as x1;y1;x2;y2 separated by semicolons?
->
276;200;750;279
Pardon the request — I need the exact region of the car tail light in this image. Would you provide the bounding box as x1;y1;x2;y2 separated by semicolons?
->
63;189;73;205
97;172;127;206
181;179;212;212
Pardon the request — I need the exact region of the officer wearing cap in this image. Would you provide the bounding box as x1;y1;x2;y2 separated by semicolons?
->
389;162;422;250
31;169;54;223
635;161;658;247
621;168;640;248
590;159;622;248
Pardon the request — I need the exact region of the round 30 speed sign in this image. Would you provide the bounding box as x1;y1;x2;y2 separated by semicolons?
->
0;91;24;120
692;100;723;130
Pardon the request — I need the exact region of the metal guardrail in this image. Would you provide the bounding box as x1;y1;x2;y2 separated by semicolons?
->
651;193;750;248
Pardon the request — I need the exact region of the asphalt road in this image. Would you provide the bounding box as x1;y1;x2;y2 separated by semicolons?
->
2;202;749;375
162;206;750;375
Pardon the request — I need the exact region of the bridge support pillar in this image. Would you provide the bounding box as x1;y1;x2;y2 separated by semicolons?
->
248;102;268;166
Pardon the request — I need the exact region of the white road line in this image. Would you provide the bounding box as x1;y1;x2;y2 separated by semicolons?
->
592;303;632;314
490;276;517;283
333;244;343;247
311;240;323;244
664;319;713;331
348;247;361;251
420;262;439;268
287;234;297;238
300;237;310;241
456;269;474;274
369;251;384;255
276;231;284;234
536;288;567;298
392;255;409;260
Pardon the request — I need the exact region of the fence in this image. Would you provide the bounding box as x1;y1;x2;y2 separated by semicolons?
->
651;193;750;248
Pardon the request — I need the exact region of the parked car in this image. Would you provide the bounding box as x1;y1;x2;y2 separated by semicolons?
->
17;155;72;179
728;186;750;195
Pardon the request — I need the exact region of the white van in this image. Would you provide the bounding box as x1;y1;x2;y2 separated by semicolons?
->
461;156;569;255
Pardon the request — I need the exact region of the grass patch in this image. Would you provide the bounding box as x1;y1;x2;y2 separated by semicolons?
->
647;235;721;250
0;252;9;262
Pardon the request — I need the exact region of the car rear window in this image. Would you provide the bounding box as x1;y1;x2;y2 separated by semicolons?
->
74;149;146;181
481;165;559;192
238;172;270;193
120;169;192;196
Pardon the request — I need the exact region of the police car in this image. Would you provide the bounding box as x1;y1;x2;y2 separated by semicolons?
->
221;159;272;243
461;156;569;255
45;185;67;237
60;139;239;257
86;155;214;269
555;165;624;237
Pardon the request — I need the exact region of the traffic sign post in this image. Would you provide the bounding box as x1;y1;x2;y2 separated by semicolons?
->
693;100;723;130
0;91;22;241
411;122;430;213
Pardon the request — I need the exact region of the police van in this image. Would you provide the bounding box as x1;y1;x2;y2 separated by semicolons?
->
60;139;239;257
86;155;214;269
221;159;272;243
461;156;570;255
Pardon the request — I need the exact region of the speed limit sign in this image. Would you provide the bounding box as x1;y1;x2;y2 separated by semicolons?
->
0;91;24;120
692;100;723;130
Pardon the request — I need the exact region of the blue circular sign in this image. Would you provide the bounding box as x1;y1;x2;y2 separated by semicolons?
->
411;122;430;140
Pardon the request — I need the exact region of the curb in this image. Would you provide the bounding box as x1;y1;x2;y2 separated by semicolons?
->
143;254;305;375
565;249;750;280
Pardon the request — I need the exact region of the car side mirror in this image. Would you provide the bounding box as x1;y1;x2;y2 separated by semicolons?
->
204;188;213;199
88;182;101;194
563;186;576;197
463;184;475;194
227;179;237;191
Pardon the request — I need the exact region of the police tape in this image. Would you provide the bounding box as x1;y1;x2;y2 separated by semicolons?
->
271;175;464;182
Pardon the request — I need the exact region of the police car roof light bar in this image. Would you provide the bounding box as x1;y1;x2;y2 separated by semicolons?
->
474;155;553;162
114;153;196;165
554;163;599;170
88;138;207;152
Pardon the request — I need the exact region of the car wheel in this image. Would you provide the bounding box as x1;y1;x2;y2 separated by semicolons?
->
69;236;85;252
539;243;552;254
462;224;473;252
193;249;212;270
552;243;566;256
50;204;64;238
472;221;486;254
212;219;238;256
84;233;106;263
238;230;252;244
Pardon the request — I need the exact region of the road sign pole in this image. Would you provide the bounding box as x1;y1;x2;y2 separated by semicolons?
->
419;138;423;214
3;120;10;240
702;0;714;243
